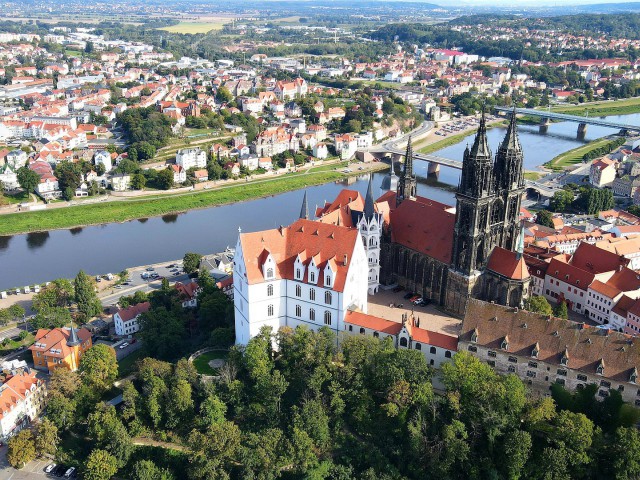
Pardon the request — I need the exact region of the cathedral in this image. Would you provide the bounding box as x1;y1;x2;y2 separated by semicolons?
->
375;111;530;315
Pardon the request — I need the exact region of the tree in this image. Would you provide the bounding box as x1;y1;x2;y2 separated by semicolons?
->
32;279;74;311
216;86;233;104
554;300;569;319
156;168;174;190
84;449;118;480
34;418;59;457
17;166;39;193
183;252;203;274
536;209;555;228
138;307;188;361
74;270;102;319
79;344;118;392
131;173;146;190
524;296;553;315
132;460;175;480
7;303;25;321
32;306;73;330
549;189;574;212
55;161;83;192
7;429;36;468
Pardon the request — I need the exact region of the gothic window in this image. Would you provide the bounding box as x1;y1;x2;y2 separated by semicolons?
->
295;305;301;317
268;304;274;316
295;285;301;297
310;271;316;283
325;291;332;305
400;337;408;347
324;311;332;325
310;309;315;321
296;268;301;280
325;275;331;286
267;284;273;297
430;346;436;354
359;327;365;334
445;351;452;358
309;288;316;301
491;200;503;224
266;268;274;279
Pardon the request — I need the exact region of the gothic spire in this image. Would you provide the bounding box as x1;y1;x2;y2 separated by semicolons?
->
404;135;414;177
67;323;81;347
469;108;491;160
299;191;309;220
516;222;525;259
397;136;417;205
364;175;375;220
500;106;522;152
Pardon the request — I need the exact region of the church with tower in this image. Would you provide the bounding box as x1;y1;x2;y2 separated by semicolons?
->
378;111;530;315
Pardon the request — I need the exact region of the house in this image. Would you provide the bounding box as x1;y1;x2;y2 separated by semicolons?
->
273;78;308;100
313;143;328;160
224;162;240;176
175;282;200;308
460;299;640;405
233;218;368;346
589;158;617;187
175;147;207;170
110;173;131;192
0;370;47;442
194;169;209;182
586;267;640;327
114;302;150;336
93;150;112;173
29;326;93;373
171;165;186;183
334;134;357;160
216;276;234;299
239;155;259;171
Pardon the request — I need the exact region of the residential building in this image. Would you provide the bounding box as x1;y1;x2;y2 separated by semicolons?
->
114;302;150;336
175;282;200;308
175;147;207;170
110;173;131;191
0;370;47;441
29;326;92;373
589;157;617;187
93;150;112;172
171;165;186;183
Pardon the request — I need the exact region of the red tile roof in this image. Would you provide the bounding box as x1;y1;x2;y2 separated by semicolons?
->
29;327;91;359
571;242;628;273
116;302;150;322
344;310;403;335
547;257;595;290
486;247;529;280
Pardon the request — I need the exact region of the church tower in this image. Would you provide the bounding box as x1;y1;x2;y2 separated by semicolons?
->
446;111;496;315
396;136;417;206
493;109;525;251
357;176;382;295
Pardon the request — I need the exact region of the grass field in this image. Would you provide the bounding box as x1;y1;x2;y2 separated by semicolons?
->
551;97;640;117
544;137;611;171
193;350;228;375
0;170;347;236
524;171;544;181
159;21;226;34
118;348;145;378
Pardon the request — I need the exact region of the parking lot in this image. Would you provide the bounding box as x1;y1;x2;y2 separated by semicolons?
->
0;448;63;480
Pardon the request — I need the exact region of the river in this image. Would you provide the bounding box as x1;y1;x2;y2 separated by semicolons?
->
2;111;640;290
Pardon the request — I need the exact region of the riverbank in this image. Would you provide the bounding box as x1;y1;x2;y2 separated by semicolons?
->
0;163;386;236
416;118;504;155
544;137;612;171
551;97;640;117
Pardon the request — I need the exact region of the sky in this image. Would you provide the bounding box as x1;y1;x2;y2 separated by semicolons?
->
455;0;639;4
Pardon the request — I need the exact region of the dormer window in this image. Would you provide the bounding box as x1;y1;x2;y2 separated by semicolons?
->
266;268;274;279
309;271;316;283
630;368;637;384
501;336;509;351
596;359;605;375
325;275;331;286
296;268;302;280
561;349;569;366
532;343;540;358
471;328;478;343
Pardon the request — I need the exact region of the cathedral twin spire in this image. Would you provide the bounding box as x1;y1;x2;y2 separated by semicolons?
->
397;136;417;206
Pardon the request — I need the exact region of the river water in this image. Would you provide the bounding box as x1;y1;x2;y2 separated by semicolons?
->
2;111;640;290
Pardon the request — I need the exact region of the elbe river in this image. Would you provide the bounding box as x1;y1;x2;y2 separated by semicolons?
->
2;112;640;290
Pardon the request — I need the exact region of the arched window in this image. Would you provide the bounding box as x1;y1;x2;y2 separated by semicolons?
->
445;351;452;358
295;285;301;297
415;343;421;350
324;311;332;325
296;268;301;279
309;288;316;301
267;284;273;296
400;337;408;347
325;275;331;286
266;268;274;279
267;304;274;316
359;327;365;335
430;346;436;354
295;305;301;317
310;271;316;283
309;309;315;321
373;332;379;338
325;291;332;304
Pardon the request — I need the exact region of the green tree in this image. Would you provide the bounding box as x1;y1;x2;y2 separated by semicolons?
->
84;449;118;480
132;460;175;480
610;427;640;480
17;166;40;193
156;168;174;190
34;418;59;457
524;295;553;315
554;300;569;319
131;173;146;190
549;189;574;212
79;344;118;392
216;86;233;104
183;252;203;274
7;303;25;321
7;429;36;468
536;209;555;228
74;270;102;319
32;306;73;330
32;279;74;310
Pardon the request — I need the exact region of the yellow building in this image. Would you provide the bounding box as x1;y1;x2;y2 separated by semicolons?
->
29;326;92;373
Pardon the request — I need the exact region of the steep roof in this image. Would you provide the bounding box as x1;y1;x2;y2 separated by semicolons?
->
29;327;91;359
115;302;150;322
546;257;595;290
239;219;360;292
462;299;640;383
486;247;530;280
570;242;628;273
344;310;403;335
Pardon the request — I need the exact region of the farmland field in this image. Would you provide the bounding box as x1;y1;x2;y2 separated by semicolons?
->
159;21;227;34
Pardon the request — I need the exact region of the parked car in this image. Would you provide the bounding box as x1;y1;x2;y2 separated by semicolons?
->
44;464;56;473
64;466;76;478
146;267;155;271
409;295;421;303
119;342;129;349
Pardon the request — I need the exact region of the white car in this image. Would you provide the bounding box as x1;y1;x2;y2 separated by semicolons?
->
119;342;129;349
64;467;76;478
45;464;56;473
